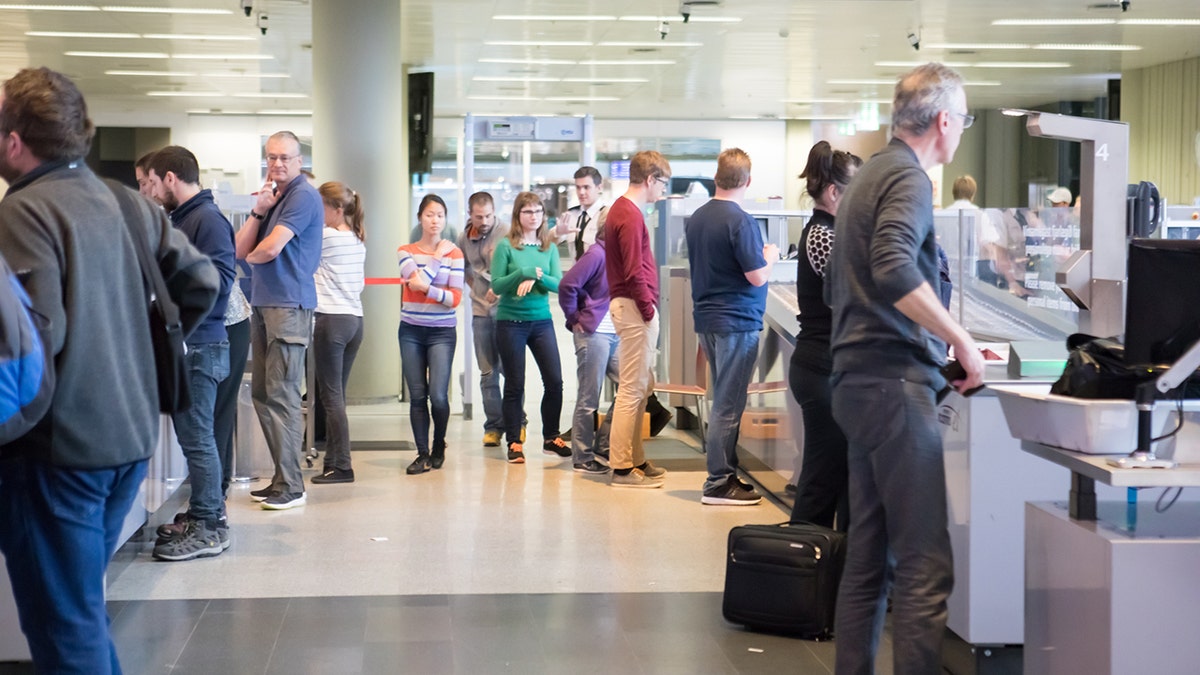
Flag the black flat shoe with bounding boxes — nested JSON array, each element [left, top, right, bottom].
[[406, 456, 431, 475]]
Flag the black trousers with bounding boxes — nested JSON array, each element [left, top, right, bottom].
[[787, 349, 849, 530]]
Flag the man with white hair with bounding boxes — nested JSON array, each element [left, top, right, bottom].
[[826, 62, 985, 674]]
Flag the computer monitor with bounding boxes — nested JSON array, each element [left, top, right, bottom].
[[1123, 238, 1200, 367]]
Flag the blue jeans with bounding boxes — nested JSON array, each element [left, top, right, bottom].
[[699, 331, 760, 491], [571, 329, 619, 463], [251, 307, 312, 494], [496, 319, 562, 446], [831, 373, 953, 675], [398, 323, 457, 456], [0, 456, 148, 675], [172, 341, 230, 524], [472, 315, 505, 432], [314, 313, 364, 471]]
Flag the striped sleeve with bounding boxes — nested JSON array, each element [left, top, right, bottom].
[[396, 242, 462, 327]]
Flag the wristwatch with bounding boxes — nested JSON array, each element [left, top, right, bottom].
[[249, 210, 265, 220]]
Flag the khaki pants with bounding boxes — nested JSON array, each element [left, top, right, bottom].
[[609, 298, 658, 470]]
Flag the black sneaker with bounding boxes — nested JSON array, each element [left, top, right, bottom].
[[217, 525, 230, 551], [311, 468, 355, 484], [573, 460, 609, 474], [542, 437, 571, 458], [701, 480, 762, 506], [261, 491, 307, 510], [507, 443, 525, 464], [153, 521, 223, 561], [249, 485, 277, 502], [406, 456, 431, 475], [431, 441, 446, 470]]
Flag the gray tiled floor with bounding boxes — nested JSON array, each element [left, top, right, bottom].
[[104, 592, 875, 674]]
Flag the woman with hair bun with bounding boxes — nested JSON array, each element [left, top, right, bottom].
[[789, 141, 862, 529], [311, 181, 367, 484]]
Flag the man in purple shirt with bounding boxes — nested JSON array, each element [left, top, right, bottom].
[[605, 150, 672, 489]]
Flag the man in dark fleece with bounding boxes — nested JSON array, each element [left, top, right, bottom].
[[0, 67, 218, 674]]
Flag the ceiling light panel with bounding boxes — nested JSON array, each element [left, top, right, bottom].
[[485, 40, 591, 47], [1034, 44, 1141, 51], [66, 51, 168, 58], [27, 31, 138, 38], [492, 15, 615, 21], [597, 41, 702, 48], [143, 34, 257, 41], [101, 6, 232, 15], [991, 19, 1115, 26], [618, 15, 741, 23], [0, 4, 98, 11]]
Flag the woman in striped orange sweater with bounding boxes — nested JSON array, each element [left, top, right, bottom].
[[397, 194, 464, 474]]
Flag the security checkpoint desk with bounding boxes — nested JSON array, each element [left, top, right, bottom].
[[1019, 442, 1200, 675]]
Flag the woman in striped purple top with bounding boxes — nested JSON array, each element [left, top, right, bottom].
[[397, 194, 465, 474]]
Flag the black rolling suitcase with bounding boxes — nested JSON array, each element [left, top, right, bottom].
[[722, 521, 846, 639]]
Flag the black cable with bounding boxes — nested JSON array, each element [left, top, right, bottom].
[[1156, 486, 1183, 513]]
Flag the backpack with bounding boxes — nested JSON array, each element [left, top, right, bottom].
[[0, 255, 53, 444]]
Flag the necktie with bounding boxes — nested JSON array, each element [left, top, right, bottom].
[[575, 209, 589, 258]]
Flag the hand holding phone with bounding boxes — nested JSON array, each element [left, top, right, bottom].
[[937, 360, 985, 403]]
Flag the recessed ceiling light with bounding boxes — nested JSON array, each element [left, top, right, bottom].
[[875, 61, 971, 68], [106, 69, 197, 76], [186, 109, 254, 115], [101, 6, 232, 15], [0, 4, 98, 11], [577, 59, 675, 66], [1118, 19, 1200, 26], [545, 96, 620, 102], [618, 15, 741, 23], [973, 62, 1071, 68], [1034, 43, 1141, 51], [143, 34, 257, 41], [28, 30, 138, 38], [468, 95, 541, 101], [597, 41, 702, 47], [924, 43, 1031, 50], [485, 40, 591, 47], [172, 54, 273, 60], [147, 91, 224, 97], [562, 77, 649, 83], [231, 93, 308, 99], [473, 76, 560, 83], [206, 72, 290, 79], [992, 19, 1115, 26], [480, 57, 576, 65], [66, 51, 168, 58], [492, 15, 615, 21]]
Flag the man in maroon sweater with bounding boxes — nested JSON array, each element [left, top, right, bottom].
[[606, 150, 672, 488]]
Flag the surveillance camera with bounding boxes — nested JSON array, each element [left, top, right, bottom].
[[679, 1, 691, 23], [659, 21, 669, 40], [1120, 0, 1130, 11], [907, 32, 920, 51], [240, 0, 252, 18], [256, 12, 268, 36]]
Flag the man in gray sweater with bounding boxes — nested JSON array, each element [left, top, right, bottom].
[[0, 67, 218, 673], [825, 63, 984, 674]]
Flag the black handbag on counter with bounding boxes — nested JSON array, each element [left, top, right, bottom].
[[107, 181, 192, 414], [1050, 333, 1157, 400]]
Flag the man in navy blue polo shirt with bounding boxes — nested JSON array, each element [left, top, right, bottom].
[[685, 148, 777, 506], [235, 131, 323, 510]]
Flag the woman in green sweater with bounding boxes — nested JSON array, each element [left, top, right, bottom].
[[491, 191, 570, 464]]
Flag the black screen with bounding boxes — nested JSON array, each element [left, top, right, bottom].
[[1124, 238, 1200, 366], [407, 72, 434, 176]]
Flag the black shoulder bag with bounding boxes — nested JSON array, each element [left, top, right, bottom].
[[106, 181, 191, 413]]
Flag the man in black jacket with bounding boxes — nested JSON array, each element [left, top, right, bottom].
[[0, 67, 218, 673], [147, 145, 236, 562]]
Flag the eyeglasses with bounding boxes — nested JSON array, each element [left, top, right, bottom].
[[266, 154, 298, 164], [520, 208, 544, 216], [654, 176, 671, 187], [954, 112, 975, 129]]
